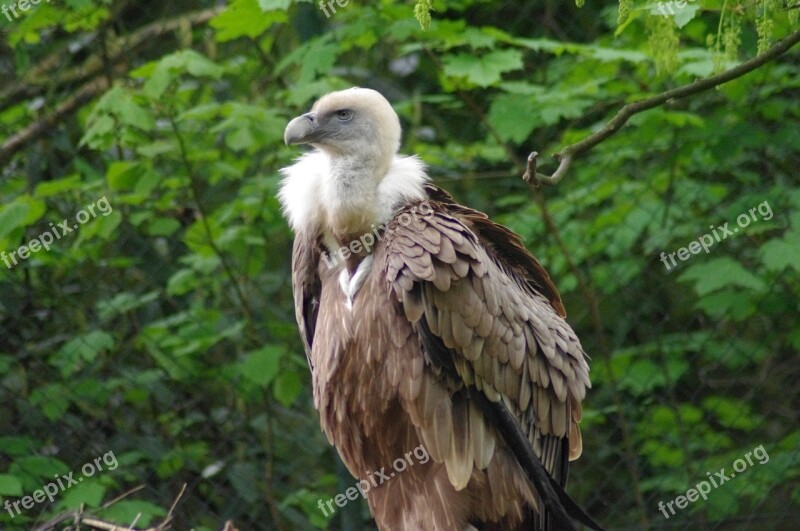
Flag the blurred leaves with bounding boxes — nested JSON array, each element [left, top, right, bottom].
[[1, 0, 798, 530], [442, 49, 524, 87]]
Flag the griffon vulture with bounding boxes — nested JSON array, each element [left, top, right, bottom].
[[279, 87, 601, 531]]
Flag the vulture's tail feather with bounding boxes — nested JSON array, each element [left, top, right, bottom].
[[475, 393, 605, 531]]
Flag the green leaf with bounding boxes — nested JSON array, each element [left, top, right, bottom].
[[703, 397, 760, 431], [614, 8, 639, 37], [227, 462, 260, 503], [177, 103, 222, 122], [226, 127, 255, 151], [106, 162, 141, 191], [166, 269, 198, 296], [80, 114, 115, 149], [10, 456, 69, 482], [57, 480, 106, 509], [92, 210, 123, 240], [619, 360, 663, 395], [759, 232, 800, 272], [442, 49, 524, 87], [180, 50, 226, 78], [146, 218, 181, 237], [29, 384, 71, 420], [678, 258, 767, 296], [211, 0, 288, 42], [98, 500, 167, 528], [273, 370, 302, 406], [257, 0, 292, 9], [97, 291, 161, 322], [0, 436, 37, 457], [0, 474, 23, 496], [589, 47, 647, 62], [0, 201, 30, 240], [115, 98, 155, 132], [240, 346, 283, 387], [136, 140, 177, 158], [641, 439, 684, 467], [51, 331, 115, 377], [704, 479, 740, 517], [297, 39, 340, 85], [487, 93, 538, 143], [142, 50, 224, 99], [694, 290, 756, 320], [34, 175, 82, 198], [673, 4, 700, 29], [617, 355, 689, 395], [510, 37, 580, 55]]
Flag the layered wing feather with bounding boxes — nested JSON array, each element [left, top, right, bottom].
[[383, 185, 592, 516]]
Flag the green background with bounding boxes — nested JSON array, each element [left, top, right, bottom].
[[1, 0, 798, 529]]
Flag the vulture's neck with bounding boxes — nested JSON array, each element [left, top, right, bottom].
[[279, 151, 429, 257], [324, 153, 390, 239]]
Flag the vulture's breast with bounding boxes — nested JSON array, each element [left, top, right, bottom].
[[311, 246, 423, 477]]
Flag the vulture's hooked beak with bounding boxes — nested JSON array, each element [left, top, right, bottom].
[[284, 112, 319, 146]]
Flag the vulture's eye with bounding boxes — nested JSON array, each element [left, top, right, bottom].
[[335, 109, 353, 121]]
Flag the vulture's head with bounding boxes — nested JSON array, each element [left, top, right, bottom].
[[280, 87, 427, 239], [284, 87, 401, 178]]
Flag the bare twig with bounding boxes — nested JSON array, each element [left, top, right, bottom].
[[527, 29, 800, 186], [155, 482, 186, 531], [99, 485, 147, 510], [75, 516, 146, 530]]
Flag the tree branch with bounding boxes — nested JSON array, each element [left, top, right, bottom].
[[0, 75, 111, 166], [525, 28, 800, 186], [0, 8, 221, 166], [0, 8, 220, 115]]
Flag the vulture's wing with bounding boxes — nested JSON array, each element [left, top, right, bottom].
[[383, 185, 601, 531], [292, 232, 322, 370]]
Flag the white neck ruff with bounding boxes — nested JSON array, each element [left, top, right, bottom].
[[278, 151, 429, 241]]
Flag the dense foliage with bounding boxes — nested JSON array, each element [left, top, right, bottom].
[[1, 0, 798, 529]]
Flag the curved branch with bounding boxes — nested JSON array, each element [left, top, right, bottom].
[[525, 28, 800, 186]]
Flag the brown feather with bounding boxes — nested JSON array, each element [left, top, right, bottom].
[[290, 186, 592, 531]]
